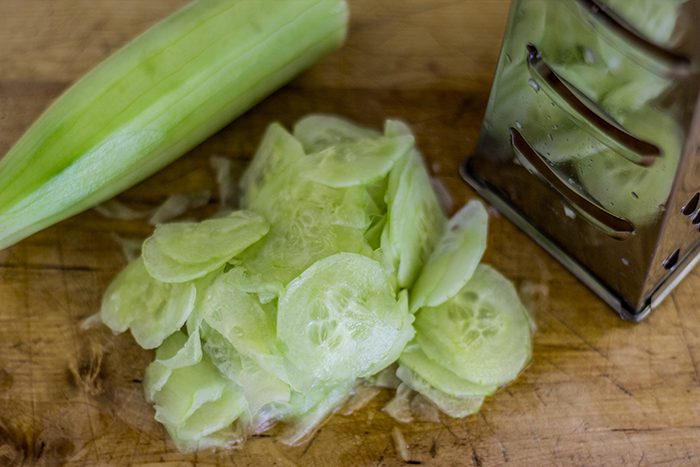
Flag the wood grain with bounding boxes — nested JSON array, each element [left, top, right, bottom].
[[1, 1, 700, 466]]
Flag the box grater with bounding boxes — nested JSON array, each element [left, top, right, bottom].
[[464, 0, 700, 320]]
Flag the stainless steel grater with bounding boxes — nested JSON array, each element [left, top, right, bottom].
[[464, 0, 700, 320]]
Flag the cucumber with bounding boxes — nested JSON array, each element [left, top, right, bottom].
[[398, 343, 497, 398], [304, 135, 414, 188], [410, 200, 488, 312], [415, 264, 532, 386], [385, 150, 446, 288], [277, 253, 410, 381], [100, 258, 196, 349], [293, 114, 380, 153], [142, 210, 269, 283], [240, 123, 306, 208], [396, 366, 483, 418]]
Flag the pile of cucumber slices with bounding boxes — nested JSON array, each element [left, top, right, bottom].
[[99, 115, 533, 451]]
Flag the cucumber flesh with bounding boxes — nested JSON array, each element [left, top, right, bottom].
[[277, 253, 410, 381], [398, 343, 497, 398], [410, 200, 488, 312], [396, 365, 483, 418], [142, 210, 269, 283], [415, 265, 532, 386], [293, 114, 380, 153]]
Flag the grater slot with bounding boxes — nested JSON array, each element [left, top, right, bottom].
[[510, 127, 635, 240], [570, 0, 692, 78], [527, 44, 661, 167]]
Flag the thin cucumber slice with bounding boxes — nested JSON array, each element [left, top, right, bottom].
[[415, 264, 532, 386], [304, 135, 414, 188], [172, 381, 247, 442], [399, 343, 497, 398], [202, 327, 244, 385], [199, 271, 281, 372], [144, 331, 202, 403], [240, 123, 306, 208], [293, 114, 381, 153], [100, 258, 196, 349], [410, 200, 488, 313], [386, 151, 446, 288], [142, 210, 269, 283], [277, 253, 409, 381], [396, 365, 483, 418], [239, 355, 291, 416], [277, 378, 357, 446], [152, 351, 228, 427]]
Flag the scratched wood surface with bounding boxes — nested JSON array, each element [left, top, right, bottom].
[[1, 1, 700, 466]]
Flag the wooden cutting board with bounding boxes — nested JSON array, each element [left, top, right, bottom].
[[1, 1, 699, 466]]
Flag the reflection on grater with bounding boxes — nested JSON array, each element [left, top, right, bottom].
[[464, 0, 700, 320]]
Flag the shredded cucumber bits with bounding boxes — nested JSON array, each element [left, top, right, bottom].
[[99, 115, 533, 452]]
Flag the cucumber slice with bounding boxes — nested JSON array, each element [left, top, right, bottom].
[[144, 331, 202, 403], [277, 378, 357, 446], [100, 258, 196, 349], [152, 351, 228, 427], [142, 210, 269, 283], [199, 271, 281, 372], [277, 253, 410, 382], [293, 114, 380, 153], [239, 355, 291, 416], [304, 135, 414, 188], [396, 366, 483, 418], [202, 327, 244, 385], [385, 151, 446, 288], [240, 123, 306, 208], [171, 381, 247, 443], [399, 343, 497, 398], [415, 264, 532, 386], [410, 200, 488, 312]]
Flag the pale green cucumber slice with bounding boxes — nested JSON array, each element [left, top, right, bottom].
[[410, 200, 488, 313], [415, 264, 532, 386], [304, 135, 414, 188], [399, 343, 497, 398], [171, 381, 247, 443], [242, 216, 371, 287], [278, 253, 409, 382], [365, 216, 386, 250], [385, 151, 446, 288], [199, 271, 280, 369], [144, 331, 202, 403], [153, 351, 228, 427], [240, 122, 306, 208], [221, 266, 284, 304], [365, 290, 415, 376], [239, 355, 292, 416], [100, 258, 196, 349], [293, 114, 380, 153], [331, 186, 380, 231], [277, 378, 357, 446], [396, 365, 483, 418], [142, 210, 269, 283], [201, 328, 244, 385]]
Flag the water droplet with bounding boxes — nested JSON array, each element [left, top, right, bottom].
[[515, 121, 523, 129], [548, 134, 553, 141], [621, 258, 630, 266], [631, 192, 638, 199], [528, 79, 540, 92], [659, 204, 667, 211], [552, 125, 558, 130], [233, 326, 245, 338], [506, 54, 512, 62]]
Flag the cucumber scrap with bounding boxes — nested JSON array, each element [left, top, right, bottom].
[[99, 115, 533, 451]]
